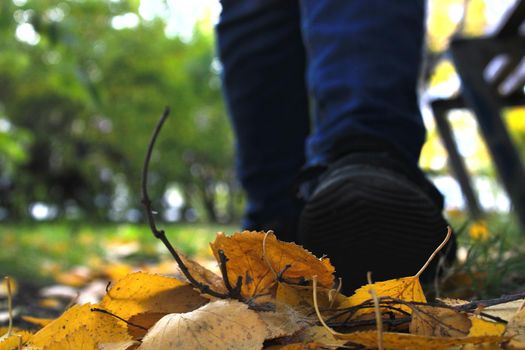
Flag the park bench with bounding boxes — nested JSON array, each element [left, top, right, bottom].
[[430, 0, 525, 226]]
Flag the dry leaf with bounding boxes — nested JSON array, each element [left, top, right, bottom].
[[263, 344, 322, 350], [340, 276, 426, 315], [258, 306, 310, 339], [409, 305, 471, 337], [468, 316, 505, 337], [337, 330, 506, 350], [504, 306, 525, 349], [437, 298, 469, 307], [100, 272, 207, 322], [275, 283, 332, 310], [99, 340, 140, 350], [179, 254, 226, 294], [26, 304, 130, 348], [138, 300, 266, 350], [210, 231, 334, 298], [483, 299, 525, 322]]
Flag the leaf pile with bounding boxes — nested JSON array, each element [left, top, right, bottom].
[[2, 230, 525, 350]]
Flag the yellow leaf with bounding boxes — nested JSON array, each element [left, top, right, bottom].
[[299, 326, 348, 348], [21, 316, 53, 328], [26, 304, 130, 348], [468, 316, 505, 337], [340, 276, 426, 315], [138, 300, 266, 350], [409, 305, 471, 337], [0, 329, 31, 350], [103, 263, 135, 282], [210, 231, 334, 298], [38, 298, 62, 309], [100, 272, 207, 322], [42, 325, 97, 350], [338, 330, 506, 350]]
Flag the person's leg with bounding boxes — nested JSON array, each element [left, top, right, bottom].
[[298, 0, 453, 292], [300, 0, 426, 167], [216, 0, 310, 242]]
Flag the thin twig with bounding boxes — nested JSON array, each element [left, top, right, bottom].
[[91, 308, 148, 331], [454, 291, 525, 312], [141, 107, 229, 299], [218, 249, 243, 300]]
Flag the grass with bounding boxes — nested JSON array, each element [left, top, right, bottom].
[[0, 221, 238, 284], [442, 211, 525, 298], [1, 215, 525, 299]]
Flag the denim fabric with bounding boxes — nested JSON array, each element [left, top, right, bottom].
[[217, 0, 426, 238]]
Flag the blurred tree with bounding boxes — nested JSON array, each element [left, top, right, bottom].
[[0, 0, 237, 223]]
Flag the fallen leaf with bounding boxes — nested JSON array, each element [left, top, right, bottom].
[[99, 340, 141, 350], [0, 329, 31, 350], [263, 344, 322, 350], [436, 298, 469, 307], [179, 254, 226, 295], [340, 276, 426, 315], [210, 231, 334, 298], [42, 325, 96, 350], [468, 316, 505, 337], [100, 272, 207, 322], [337, 330, 506, 350], [504, 306, 525, 349], [138, 300, 266, 350], [276, 283, 332, 309], [26, 304, 130, 348], [258, 306, 310, 339], [21, 316, 53, 328], [127, 312, 169, 338], [409, 305, 471, 337], [483, 299, 525, 322], [299, 326, 348, 348]]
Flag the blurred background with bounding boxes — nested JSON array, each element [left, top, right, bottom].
[[1, 0, 525, 311]]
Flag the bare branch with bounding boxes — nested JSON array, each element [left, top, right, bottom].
[[140, 107, 229, 299]]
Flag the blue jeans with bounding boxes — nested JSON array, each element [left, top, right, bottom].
[[217, 0, 426, 241]]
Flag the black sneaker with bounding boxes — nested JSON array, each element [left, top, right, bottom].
[[297, 152, 456, 294]]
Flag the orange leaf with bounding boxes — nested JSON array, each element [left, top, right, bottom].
[[210, 231, 334, 298]]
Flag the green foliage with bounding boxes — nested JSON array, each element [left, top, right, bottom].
[[0, 0, 236, 222]]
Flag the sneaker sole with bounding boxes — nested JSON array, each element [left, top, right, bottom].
[[298, 164, 452, 294]]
